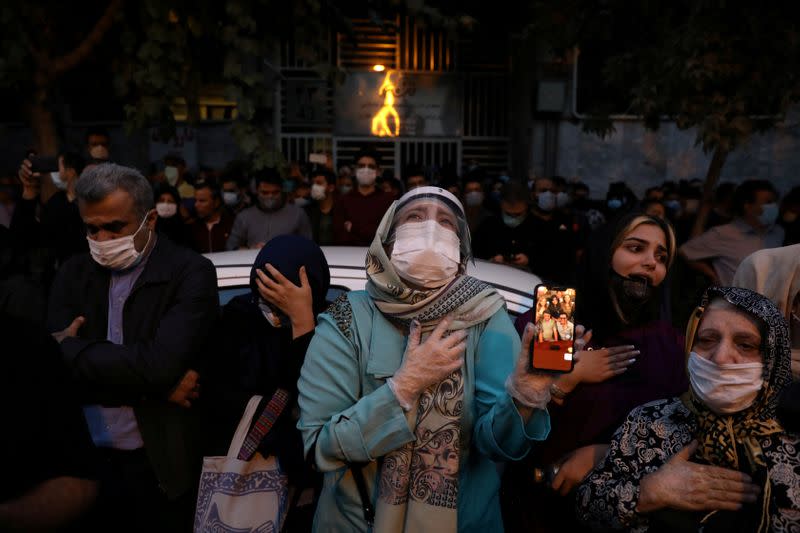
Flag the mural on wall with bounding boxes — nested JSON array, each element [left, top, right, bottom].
[[334, 71, 462, 137]]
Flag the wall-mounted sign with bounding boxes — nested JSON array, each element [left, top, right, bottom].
[[334, 71, 462, 137]]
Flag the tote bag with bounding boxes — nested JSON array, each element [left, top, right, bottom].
[[194, 394, 289, 532]]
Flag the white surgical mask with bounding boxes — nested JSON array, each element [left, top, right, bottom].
[[311, 183, 327, 201], [537, 191, 556, 211], [758, 202, 779, 226], [556, 191, 570, 208], [87, 213, 152, 271], [391, 219, 460, 289], [258, 300, 287, 328], [339, 184, 353, 195], [50, 171, 67, 191], [156, 202, 177, 218], [294, 197, 310, 208], [164, 165, 179, 186], [687, 351, 764, 415], [356, 167, 377, 186], [223, 191, 239, 206], [464, 191, 484, 207]]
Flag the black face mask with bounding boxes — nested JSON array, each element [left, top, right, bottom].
[[609, 270, 654, 303]]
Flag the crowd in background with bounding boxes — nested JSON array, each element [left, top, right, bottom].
[[0, 125, 799, 532], [2, 126, 798, 329]]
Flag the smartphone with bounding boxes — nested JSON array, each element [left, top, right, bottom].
[[529, 284, 577, 373], [30, 155, 59, 174], [308, 153, 327, 164]]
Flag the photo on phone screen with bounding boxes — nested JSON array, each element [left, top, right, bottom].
[[529, 284, 577, 373]]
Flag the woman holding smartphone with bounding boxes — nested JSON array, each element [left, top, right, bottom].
[[504, 213, 688, 532]]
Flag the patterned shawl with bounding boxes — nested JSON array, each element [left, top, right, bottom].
[[365, 189, 505, 533], [682, 286, 793, 532]]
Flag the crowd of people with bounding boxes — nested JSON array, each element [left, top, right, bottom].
[[0, 126, 798, 532]]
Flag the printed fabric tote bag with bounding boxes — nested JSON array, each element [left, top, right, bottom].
[[194, 391, 290, 532]]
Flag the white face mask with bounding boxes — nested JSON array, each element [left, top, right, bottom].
[[50, 171, 67, 191], [390, 219, 460, 289], [537, 191, 556, 211], [555, 191, 570, 208], [258, 300, 287, 328], [355, 167, 377, 187], [223, 191, 239, 206], [164, 166, 179, 186], [758, 202, 779, 226], [87, 213, 152, 271], [156, 202, 177, 218], [311, 183, 327, 201], [464, 191, 484, 207], [687, 351, 764, 415]]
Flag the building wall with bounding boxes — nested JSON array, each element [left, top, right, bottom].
[[547, 109, 800, 198]]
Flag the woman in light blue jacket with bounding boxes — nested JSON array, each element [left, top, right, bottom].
[[297, 186, 553, 532]]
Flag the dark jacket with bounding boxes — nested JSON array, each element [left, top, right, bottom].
[[47, 236, 219, 499], [190, 210, 235, 254]]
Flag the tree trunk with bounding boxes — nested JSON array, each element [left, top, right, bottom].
[[690, 145, 729, 238], [29, 87, 59, 156]]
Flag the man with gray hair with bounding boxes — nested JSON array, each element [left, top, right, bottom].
[[47, 163, 218, 531]]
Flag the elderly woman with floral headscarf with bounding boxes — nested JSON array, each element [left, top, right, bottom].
[[297, 186, 553, 532], [576, 287, 799, 532]]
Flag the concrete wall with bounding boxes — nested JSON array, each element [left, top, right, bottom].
[[535, 109, 800, 198], [0, 122, 242, 177]]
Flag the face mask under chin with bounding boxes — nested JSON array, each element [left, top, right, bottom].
[[610, 270, 653, 302]]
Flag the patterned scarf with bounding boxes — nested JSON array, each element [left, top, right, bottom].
[[366, 192, 505, 532], [681, 287, 793, 532]]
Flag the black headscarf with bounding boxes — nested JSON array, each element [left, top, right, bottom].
[[249, 234, 330, 316]]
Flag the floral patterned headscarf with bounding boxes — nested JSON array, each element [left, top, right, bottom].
[[683, 286, 793, 532]]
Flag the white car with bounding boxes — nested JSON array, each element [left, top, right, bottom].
[[207, 246, 540, 317]]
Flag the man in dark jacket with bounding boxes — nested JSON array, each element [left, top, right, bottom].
[[190, 181, 234, 253], [47, 163, 219, 532]]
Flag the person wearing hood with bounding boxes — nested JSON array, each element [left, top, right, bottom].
[[297, 186, 553, 532], [576, 286, 799, 531], [225, 169, 312, 250], [504, 213, 686, 532], [680, 180, 784, 286], [202, 235, 331, 528]]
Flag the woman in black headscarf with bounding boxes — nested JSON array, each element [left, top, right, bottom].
[[153, 182, 192, 248], [202, 235, 330, 523], [576, 287, 799, 532]]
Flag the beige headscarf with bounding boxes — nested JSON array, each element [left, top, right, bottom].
[[365, 187, 505, 533], [733, 244, 800, 379]]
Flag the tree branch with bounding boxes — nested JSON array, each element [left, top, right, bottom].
[[52, 0, 124, 76]]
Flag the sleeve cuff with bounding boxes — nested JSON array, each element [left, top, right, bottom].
[[487, 393, 551, 461]]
